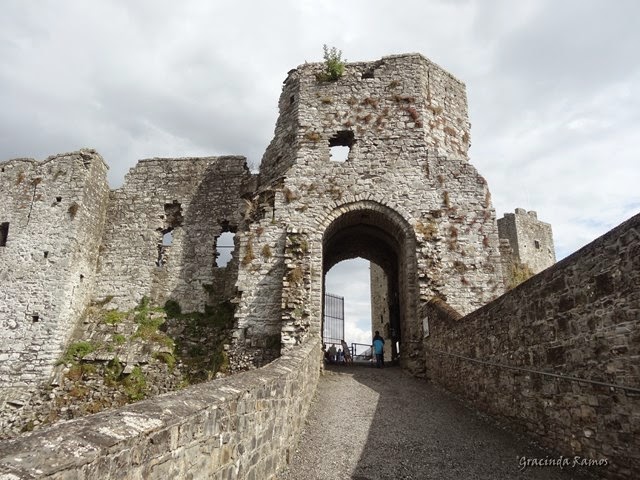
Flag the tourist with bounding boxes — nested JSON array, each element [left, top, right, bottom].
[[373, 331, 385, 368], [328, 343, 337, 364], [341, 339, 352, 365]]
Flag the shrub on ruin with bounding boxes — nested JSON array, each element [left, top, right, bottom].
[[415, 220, 438, 240], [287, 266, 304, 284], [123, 366, 147, 401], [59, 341, 96, 365], [317, 44, 345, 81], [103, 309, 126, 325]]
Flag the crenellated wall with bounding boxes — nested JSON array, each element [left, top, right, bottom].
[[424, 212, 640, 479], [498, 207, 556, 274]]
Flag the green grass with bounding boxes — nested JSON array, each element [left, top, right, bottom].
[[123, 367, 147, 401], [103, 309, 126, 325], [59, 341, 96, 365]]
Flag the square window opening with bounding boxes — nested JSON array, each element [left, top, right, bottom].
[[329, 131, 355, 163]]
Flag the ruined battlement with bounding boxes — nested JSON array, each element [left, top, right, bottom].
[[1, 53, 547, 403], [0, 54, 510, 389]]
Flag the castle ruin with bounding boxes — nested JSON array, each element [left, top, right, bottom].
[[1, 53, 553, 396], [1, 53, 637, 480]]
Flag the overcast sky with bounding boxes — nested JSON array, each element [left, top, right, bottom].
[[2, 1, 638, 345]]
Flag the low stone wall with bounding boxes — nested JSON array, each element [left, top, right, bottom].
[[0, 340, 321, 479], [424, 213, 640, 480]]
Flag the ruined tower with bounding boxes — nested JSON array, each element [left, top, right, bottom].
[[498, 208, 556, 274], [0, 150, 110, 388]]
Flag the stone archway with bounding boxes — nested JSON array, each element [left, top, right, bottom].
[[319, 200, 421, 373]]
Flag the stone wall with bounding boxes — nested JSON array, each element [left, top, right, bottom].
[[424, 212, 640, 479], [0, 150, 109, 388], [0, 339, 321, 479], [370, 263, 393, 362], [94, 156, 254, 312]]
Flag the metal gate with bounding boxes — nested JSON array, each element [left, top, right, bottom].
[[323, 293, 344, 346]]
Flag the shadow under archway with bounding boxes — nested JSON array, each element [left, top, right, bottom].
[[321, 201, 420, 373]]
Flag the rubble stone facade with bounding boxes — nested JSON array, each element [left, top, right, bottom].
[[0, 151, 109, 388], [424, 211, 640, 480]]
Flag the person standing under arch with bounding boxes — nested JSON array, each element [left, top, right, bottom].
[[341, 339, 352, 365], [373, 331, 385, 368]]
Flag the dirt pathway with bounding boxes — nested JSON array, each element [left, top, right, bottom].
[[277, 365, 596, 480]]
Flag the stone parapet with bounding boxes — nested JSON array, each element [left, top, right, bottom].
[[0, 340, 321, 479]]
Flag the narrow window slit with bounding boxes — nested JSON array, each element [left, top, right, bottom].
[[0, 222, 9, 247]]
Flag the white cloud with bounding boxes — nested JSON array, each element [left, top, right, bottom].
[[325, 259, 372, 346]]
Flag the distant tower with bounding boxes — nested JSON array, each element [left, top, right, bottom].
[[498, 208, 556, 274]]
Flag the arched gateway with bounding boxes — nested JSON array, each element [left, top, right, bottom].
[[231, 54, 506, 375], [321, 201, 418, 369]]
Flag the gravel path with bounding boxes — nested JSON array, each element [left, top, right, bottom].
[[277, 365, 595, 480]]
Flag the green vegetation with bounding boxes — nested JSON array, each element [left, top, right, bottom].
[[318, 44, 346, 81], [171, 301, 235, 383], [59, 341, 96, 365], [123, 367, 147, 401], [103, 358, 148, 401], [66, 363, 97, 381], [131, 297, 173, 347], [507, 261, 535, 290], [153, 351, 176, 370], [103, 309, 126, 325]]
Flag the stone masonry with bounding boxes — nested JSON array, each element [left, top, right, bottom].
[[93, 156, 254, 312], [0, 52, 638, 480], [234, 53, 506, 375], [498, 207, 556, 274], [0, 150, 109, 389], [0, 53, 523, 390], [424, 212, 640, 480]]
